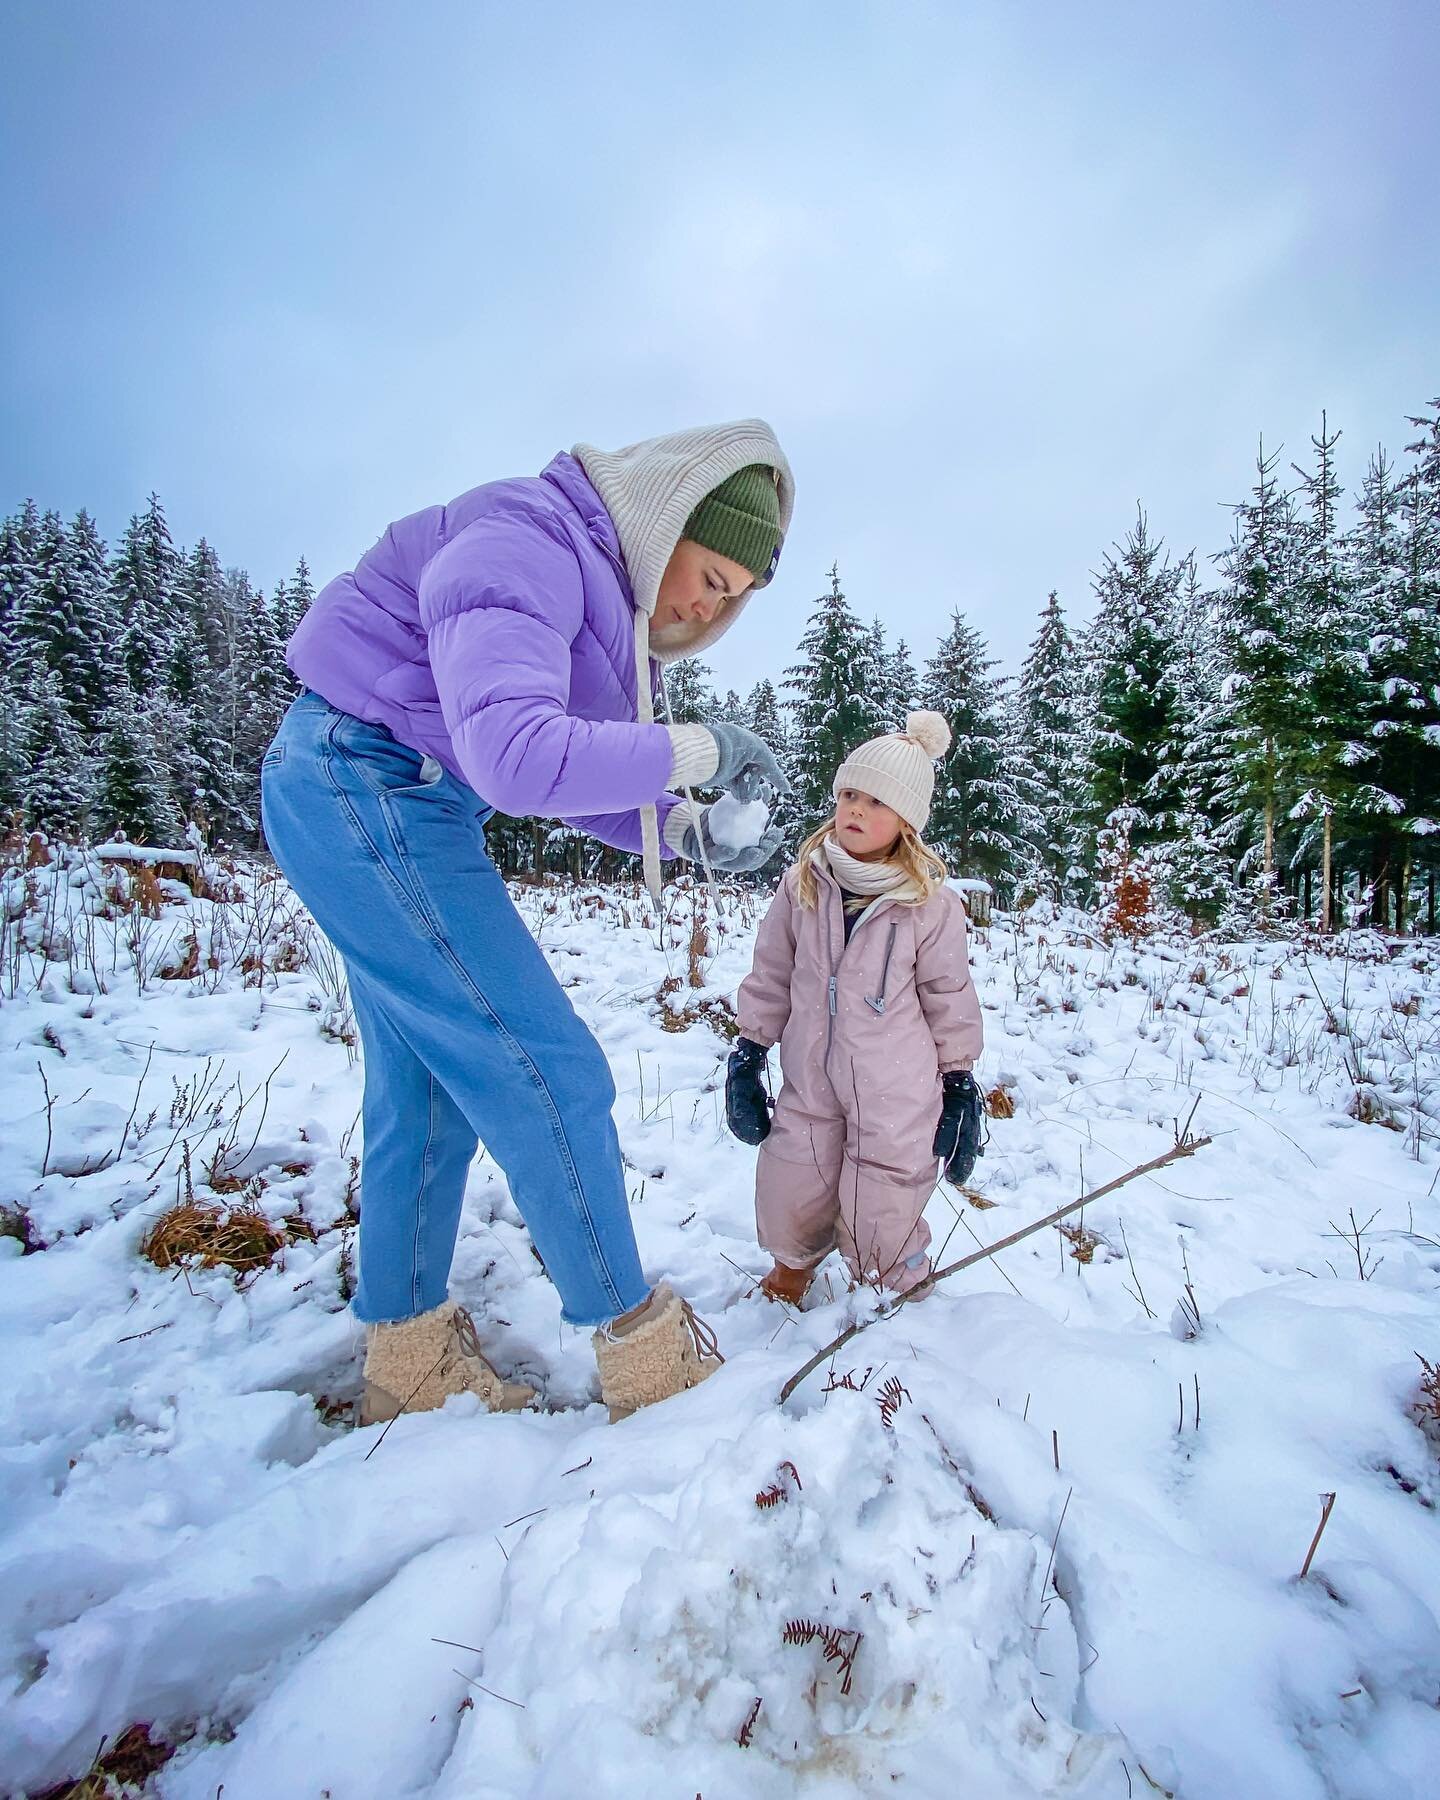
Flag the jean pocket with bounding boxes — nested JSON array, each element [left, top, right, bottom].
[[385, 754, 447, 798], [332, 713, 447, 800], [261, 743, 286, 771]]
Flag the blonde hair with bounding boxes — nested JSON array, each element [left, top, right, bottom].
[[793, 814, 948, 910]]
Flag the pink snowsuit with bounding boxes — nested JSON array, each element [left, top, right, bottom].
[[736, 860, 985, 1291]]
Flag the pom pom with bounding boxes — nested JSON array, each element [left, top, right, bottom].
[[904, 710, 951, 760]]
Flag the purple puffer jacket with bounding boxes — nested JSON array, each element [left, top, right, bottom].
[[286, 453, 681, 855]]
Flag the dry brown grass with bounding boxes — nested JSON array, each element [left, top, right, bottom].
[[35, 1723, 175, 1799], [1347, 1084, 1405, 1131], [126, 863, 167, 919], [655, 975, 739, 1040], [984, 1084, 1016, 1119], [0, 1202, 43, 1253], [158, 929, 201, 980], [140, 1198, 288, 1277], [686, 909, 710, 988], [1059, 1221, 1102, 1263], [240, 937, 306, 980]]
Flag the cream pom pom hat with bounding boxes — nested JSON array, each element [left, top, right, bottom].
[[833, 710, 952, 833]]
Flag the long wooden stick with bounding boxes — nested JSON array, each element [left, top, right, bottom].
[[778, 1134, 1212, 1403]]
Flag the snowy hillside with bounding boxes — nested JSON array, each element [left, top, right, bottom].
[[3, 845, 1440, 1799]]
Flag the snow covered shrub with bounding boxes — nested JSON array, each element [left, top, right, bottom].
[[1414, 1355, 1440, 1449], [1213, 871, 1290, 940], [304, 930, 356, 1052]]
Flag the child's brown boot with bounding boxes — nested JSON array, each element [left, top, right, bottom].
[[759, 1260, 813, 1305], [592, 1283, 722, 1421], [360, 1302, 535, 1426]]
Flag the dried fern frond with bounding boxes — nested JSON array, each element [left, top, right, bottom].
[[781, 1619, 863, 1694], [754, 1459, 803, 1509], [876, 1376, 911, 1428]]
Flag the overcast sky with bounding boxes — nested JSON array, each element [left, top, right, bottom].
[[2, 0, 1435, 692]]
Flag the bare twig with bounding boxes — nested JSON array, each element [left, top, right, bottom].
[[453, 1670, 526, 1708], [362, 1346, 453, 1459], [1299, 1491, 1338, 1580], [117, 1041, 156, 1163], [955, 1204, 1024, 1296], [117, 1321, 173, 1345], [1327, 1207, 1383, 1281], [1118, 1215, 1156, 1319], [780, 1135, 1212, 1403], [37, 1060, 56, 1177], [1036, 1486, 1072, 1637]]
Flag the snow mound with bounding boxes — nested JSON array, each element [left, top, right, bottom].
[[432, 1392, 1118, 1797]]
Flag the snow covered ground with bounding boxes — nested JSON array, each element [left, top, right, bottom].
[[3, 845, 1440, 1799]]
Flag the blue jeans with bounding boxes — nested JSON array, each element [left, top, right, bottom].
[[260, 692, 650, 1326]]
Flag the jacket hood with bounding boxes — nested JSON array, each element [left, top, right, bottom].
[[573, 418, 795, 667]]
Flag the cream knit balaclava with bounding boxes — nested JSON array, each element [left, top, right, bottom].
[[573, 420, 796, 897], [833, 710, 952, 832]]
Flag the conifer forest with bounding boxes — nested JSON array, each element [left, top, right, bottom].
[[5, 394, 1438, 933]]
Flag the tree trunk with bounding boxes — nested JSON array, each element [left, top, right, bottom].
[[1397, 850, 1411, 937], [1263, 762, 1275, 880], [1320, 812, 1333, 933], [1428, 865, 1435, 936], [530, 819, 546, 876]]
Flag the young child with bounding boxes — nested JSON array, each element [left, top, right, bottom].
[[726, 712, 984, 1303]]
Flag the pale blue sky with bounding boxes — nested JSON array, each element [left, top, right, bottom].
[[2, 0, 1435, 690]]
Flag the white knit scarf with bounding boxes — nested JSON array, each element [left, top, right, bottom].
[[573, 421, 796, 899], [821, 835, 921, 901]]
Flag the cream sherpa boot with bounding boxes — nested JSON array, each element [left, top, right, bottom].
[[360, 1302, 535, 1426], [592, 1283, 723, 1422]]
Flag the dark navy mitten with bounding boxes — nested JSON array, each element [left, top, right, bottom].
[[725, 1037, 772, 1145], [933, 1070, 985, 1184]]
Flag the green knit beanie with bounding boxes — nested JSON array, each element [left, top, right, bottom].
[[684, 464, 782, 582]]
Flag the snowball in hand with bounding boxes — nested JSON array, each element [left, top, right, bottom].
[[707, 794, 771, 852]]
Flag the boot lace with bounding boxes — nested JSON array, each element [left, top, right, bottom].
[[679, 1295, 723, 1365], [450, 1304, 492, 1369]]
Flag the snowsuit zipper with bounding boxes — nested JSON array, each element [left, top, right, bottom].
[[820, 872, 897, 1072], [866, 923, 899, 1014]]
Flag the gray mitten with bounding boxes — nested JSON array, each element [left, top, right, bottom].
[[677, 805, 787, 874], [705, 721, 791, 802]]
